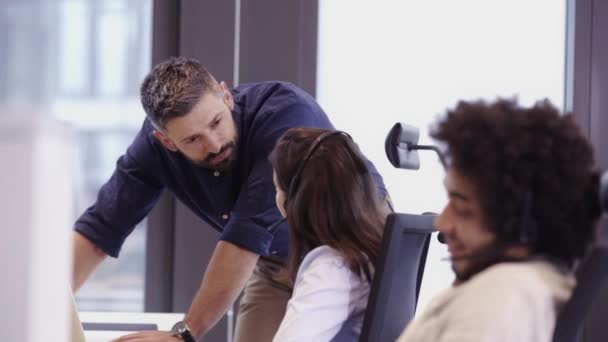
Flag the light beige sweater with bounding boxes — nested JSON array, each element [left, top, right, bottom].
[[398, 260, 575, 342]]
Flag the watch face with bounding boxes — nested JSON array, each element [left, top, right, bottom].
[[171, 320, 195, 342], [172, 320, 189, 334]]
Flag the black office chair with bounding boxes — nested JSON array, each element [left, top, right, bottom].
[[552, 173, 608, 342], [359, 213, 436, 342], [552, 246, 608, 342]]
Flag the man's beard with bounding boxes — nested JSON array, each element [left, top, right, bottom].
[[185, 141, 238, 171], [450, 241, 525, 282]]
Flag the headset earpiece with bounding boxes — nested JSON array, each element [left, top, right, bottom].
[[517, 189, 538, 245]]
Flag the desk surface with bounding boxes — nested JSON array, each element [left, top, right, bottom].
[[79, 311, 184, 341]]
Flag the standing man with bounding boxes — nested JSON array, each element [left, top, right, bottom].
[[72, 57, 387, 342]]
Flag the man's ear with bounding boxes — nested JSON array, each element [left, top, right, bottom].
[[219, 81, 234, 111], [153, 130, 179, 152]]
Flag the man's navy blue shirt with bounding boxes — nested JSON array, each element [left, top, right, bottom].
[[75, 81, 387, 259]]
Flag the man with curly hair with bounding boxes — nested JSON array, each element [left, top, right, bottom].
[[70, 57, 388, 342], [398, 98, 602, 342]]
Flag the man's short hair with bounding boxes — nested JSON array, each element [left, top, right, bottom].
[[140, 57, 219, 129], [432, 98, 601, 264]]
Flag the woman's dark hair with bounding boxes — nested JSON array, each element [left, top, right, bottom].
[[432, 98, 601, 264], [269, 128, 386, 282]]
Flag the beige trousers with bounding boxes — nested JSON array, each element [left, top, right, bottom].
[[233, 257, 293, 342]]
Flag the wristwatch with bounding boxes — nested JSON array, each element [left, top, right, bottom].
[[171, 320, 196, 342]]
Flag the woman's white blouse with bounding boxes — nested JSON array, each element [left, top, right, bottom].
[[273, 245, 371, 342]]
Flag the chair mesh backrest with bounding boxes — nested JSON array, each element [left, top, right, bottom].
[[552, 247, 608, 342], [359, 213, 435, 342]]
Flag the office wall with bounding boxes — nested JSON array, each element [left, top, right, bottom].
[[568, 1, 608, 341], [569, 0, 608, 171]]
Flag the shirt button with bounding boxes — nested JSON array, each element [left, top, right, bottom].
[[222, 213, 229, 220], [213, 171, 221, 177]]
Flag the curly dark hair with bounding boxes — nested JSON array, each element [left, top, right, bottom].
[[140, 57, 219, 129], [431, 98, 601, 264]]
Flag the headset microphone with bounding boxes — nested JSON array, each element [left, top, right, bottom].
[[440, 243, 506, 262], [437, 232, 446, 244], [440, 241, 524, 282]]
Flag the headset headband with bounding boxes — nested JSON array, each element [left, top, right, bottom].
[[286, 130, 351, 202]]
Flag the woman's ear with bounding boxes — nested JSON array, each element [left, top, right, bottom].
[[273, 172, 288, 217], [278, 199, 287, 218]]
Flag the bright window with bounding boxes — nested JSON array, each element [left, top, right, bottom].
[[317, 0, 566, 312], [53, 0, 153, 312]]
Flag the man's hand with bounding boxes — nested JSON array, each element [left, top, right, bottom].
[[110, 330, 180, 342], [109, 242, 259, 341]]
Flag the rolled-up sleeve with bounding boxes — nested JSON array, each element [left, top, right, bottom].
[[74, 127, 164, 257], [220, 159, 280, 256]]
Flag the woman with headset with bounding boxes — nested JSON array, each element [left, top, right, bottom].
[[269, 128, 389, 341]]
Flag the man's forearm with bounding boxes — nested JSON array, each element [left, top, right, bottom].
[[72, 231, 107, 291], [185, 240, 260, 338]]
